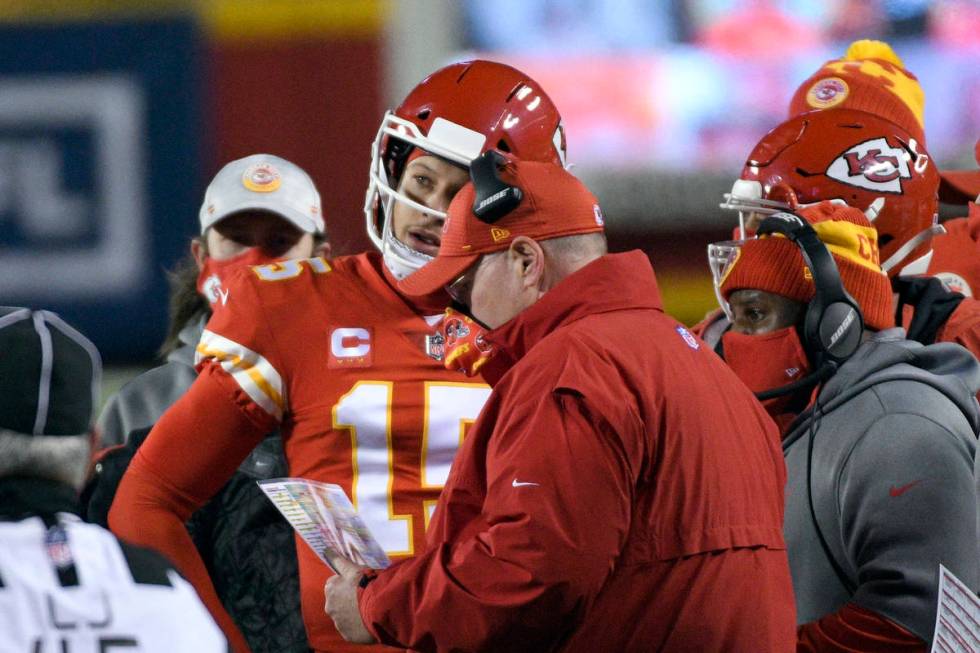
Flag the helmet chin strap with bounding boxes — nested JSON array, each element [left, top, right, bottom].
[[382, 229, 433, 281], [884, 224, 946, 276]]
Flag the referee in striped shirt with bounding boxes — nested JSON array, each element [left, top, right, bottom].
[[0, 307, 227, 652]]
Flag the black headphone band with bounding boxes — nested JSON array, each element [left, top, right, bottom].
[[755, 212, 864, 365]]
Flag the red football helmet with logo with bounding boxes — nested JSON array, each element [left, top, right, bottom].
[[721, 108, 940, 276], [365, 60, 566, 278]]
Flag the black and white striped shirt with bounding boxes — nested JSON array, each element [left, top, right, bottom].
[[0, 478, 227, 652]]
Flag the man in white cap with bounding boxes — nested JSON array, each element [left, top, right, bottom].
[[98, 153, 328, 448], [88, 154, 327, 653]]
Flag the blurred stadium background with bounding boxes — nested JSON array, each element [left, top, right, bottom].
[[0, 0, 977, 402]]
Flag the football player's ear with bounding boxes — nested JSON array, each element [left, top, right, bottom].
[[509, 236, 545, 291], [191, 237, 207, 271]]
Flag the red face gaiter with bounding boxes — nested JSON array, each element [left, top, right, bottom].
[[721, 326, 812, 433], [196, 249, 280, 306]]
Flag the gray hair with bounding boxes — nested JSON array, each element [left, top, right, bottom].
[[542, 232, 608, 275], [0, 429, 91, 489], [542, 232, 608, 257]]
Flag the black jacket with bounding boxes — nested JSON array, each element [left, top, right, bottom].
[[84, 431, 310, 653]]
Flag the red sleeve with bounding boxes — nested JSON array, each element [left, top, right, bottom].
[[797, 603, 926, 652], [108, 365, 272, 653], [358, 390, 635, 652], [937, 298, 980, 360]]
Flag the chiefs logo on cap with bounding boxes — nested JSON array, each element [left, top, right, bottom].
[[242, 163, 282, 193], [807, 77, 849, 110]]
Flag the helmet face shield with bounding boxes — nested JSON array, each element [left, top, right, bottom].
[[364, 112, 474, 279], [707, 239, 748, 320], [364, 60, 566, 281]]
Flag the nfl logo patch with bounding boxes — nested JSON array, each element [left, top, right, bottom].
[[426, 332, 445, 361], [676, 326, 700, 350], [44, 525, 74, 569]]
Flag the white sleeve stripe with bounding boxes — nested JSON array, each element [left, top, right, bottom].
[[195, 330, 285, 421]]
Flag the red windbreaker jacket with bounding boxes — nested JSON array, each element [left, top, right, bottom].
[[359, 251, 797, 652]]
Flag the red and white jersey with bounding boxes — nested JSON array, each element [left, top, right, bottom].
[[197, 251, 490, 652]]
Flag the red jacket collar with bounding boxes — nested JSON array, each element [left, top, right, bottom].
[[485, 250, 663, 368]]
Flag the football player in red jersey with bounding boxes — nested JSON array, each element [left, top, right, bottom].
[[109, 60, 568, 653], [782, 39, 980, 300]]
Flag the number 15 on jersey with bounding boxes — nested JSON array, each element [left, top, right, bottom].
[[332, 381, 491, 556]]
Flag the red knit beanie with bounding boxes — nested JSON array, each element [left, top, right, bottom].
[[788, 40, 926, 147], [720, 202, 894, 331]]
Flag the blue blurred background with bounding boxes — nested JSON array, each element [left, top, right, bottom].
[[0, 0, 976, 396]]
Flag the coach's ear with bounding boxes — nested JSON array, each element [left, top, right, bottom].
[[508, 236, 546, 293]]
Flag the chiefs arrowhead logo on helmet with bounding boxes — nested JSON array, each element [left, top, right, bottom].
[[827, 138, 912, 194], [721, 108, 939, 276]]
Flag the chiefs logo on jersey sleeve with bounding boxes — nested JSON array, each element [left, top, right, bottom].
[[826, 138, 913, 194]]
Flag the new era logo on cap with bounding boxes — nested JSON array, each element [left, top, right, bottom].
[[0, 308, 101, 436]]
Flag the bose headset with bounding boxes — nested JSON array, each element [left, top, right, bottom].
[[753, 211, 864, 400], [754, 211, 864, 595], [469, 149, 524, 223]]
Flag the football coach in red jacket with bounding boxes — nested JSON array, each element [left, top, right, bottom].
[[324, 151, 797, 652]]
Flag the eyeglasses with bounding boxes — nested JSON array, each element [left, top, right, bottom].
[[445, 264, 478, 309]]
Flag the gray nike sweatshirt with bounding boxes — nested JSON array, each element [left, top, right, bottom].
[[783, 327, 980, 642]]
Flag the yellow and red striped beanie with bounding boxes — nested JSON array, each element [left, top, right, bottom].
[[788, 39, 926, 147], [720, 202, 894, 331]]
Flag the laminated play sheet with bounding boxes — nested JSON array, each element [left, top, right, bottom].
[[931, 564, 980, 653], [258, 478, 390, 572]]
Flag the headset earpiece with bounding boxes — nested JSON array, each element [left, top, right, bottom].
[[757, 212, 864, 367], [470, 150, 523, 224]]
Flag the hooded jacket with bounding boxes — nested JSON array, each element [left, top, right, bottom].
[[97, 316, 203, 448], [359, 251, 796, 652], [784, 328, 980, 645]]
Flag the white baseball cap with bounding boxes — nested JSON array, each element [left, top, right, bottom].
[[199, 154, 325, 234]]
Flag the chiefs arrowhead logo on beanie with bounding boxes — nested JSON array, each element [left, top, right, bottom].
[[788, 39, 926, 148]]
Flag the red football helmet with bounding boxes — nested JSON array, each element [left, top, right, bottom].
[[721, 108, 941, 276], [365, 60, 566, 278]]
